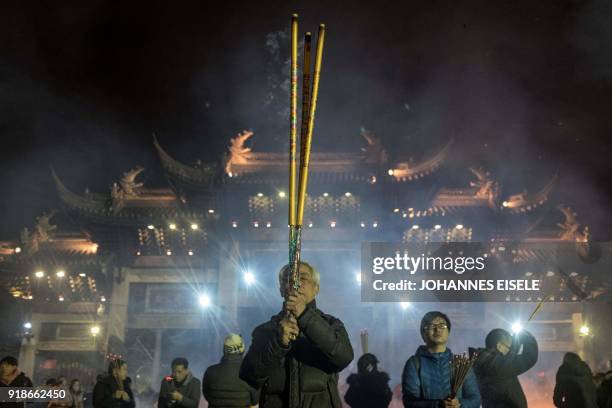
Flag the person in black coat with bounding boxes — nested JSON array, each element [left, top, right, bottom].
[[553, 352, 598, 408], [202, 334, 259, 407], [472, 328, 538, 408], [599, 370, 612, 408], [239, 262, 354, 408], [0, 356, 33, 408], [344, 353, 392, 408], [158, 357, 201, 408], [92, 359, 135, 408]]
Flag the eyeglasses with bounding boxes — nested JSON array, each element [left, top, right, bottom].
[[424, 324, 448, 331]]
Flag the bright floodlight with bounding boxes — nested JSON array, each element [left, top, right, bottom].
[[24, 322, 32, 330], [278, 191, 286, 198], [191, 223, 199, 230], [198, 294, 211, 308], [147, 225, 155, 230], [56, 270, 65, 278], [511, 322, 523, 334], [35, 271, 44, 278], [355, 272, 361, 283], [579, 325, 590, 336], [169, 223, 177, 230], [400, 302, 411, 310], [90, 326, 100, 336], [244, 272, 256, 286]]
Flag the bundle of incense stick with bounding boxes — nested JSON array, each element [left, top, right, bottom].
[[285, 14, 326, 300], [360, 329, 369, 354], [450, 352, 478, 398]]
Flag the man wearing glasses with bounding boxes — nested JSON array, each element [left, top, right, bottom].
[[402, 311, 481, 408], [471, 328, 538, 408]]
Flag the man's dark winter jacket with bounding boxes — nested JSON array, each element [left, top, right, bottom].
[[402, 346, 481, 408], [239, 301, 354, 408], [202, 353, 259, 407], [344, 370, 392, 408], [92, 374, 135, 408], [0, 371, 33, 408], [472, 330, 538, 408], [158, 371, 201, 408], [553, 359, 598, 408], [598, 372, 612, 408]]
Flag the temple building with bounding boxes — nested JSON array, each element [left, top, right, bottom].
[[0, 129, 608, 389]]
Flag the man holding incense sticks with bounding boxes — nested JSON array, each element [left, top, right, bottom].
[[239, 262, 354, 408], [471, 328, 538, 408], [402, 311, 481, 408]]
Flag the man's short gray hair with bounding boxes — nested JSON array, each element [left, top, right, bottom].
[[278, 262, 320, 287]]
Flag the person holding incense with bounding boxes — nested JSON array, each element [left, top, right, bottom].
[[239, 262, 354, 408], [402, 311, 481, 408], [472, 328, 538, 408]]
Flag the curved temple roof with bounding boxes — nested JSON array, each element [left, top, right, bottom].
[[51, 168, 206, 226]]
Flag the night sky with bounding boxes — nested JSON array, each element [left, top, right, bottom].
[[1, 0, 611, 239]]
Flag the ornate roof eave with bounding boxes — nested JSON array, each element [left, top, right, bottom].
[[431, 187, 490, 207], [388, 140, 453, 182], [0, 250, 111, 269], [52, 167, 107, 214], [501, 173, 558, 214], [52, 168, 207, 226], [223, 130, 386, 183], [154, 136, 217, 187], [225, 152, 379, 183]]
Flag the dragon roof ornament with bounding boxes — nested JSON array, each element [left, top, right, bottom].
[[557, 205, 589, 242]]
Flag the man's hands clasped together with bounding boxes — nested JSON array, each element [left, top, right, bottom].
[[278, 288, 311, 346]]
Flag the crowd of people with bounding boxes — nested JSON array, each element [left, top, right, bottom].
[[2, 263, 612, 407]]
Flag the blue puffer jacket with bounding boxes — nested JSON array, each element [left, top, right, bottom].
[[402, 346, 481, 408]]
